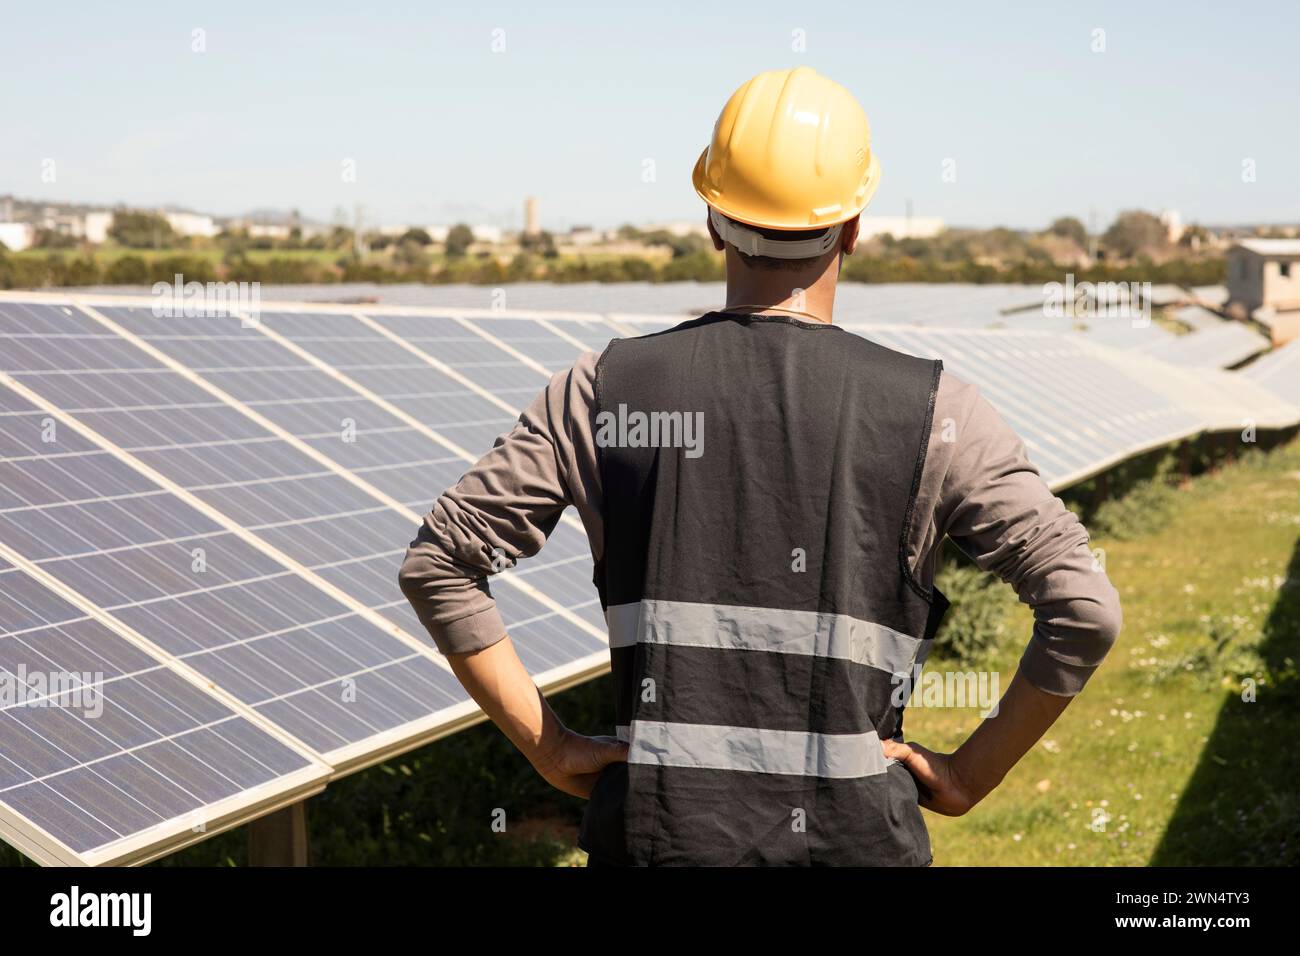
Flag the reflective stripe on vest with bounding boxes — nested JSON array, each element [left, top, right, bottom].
[[606, 599, 932, 677], [627, 720, 897, 778]]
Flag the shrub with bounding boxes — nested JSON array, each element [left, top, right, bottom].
[[931, 563, 1010, 664], [106, 255, 149, 285], [1088, 475, 1179, 541]]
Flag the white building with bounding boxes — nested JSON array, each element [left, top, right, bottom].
[[470, 225, 502, 244], [84, 211, 114, 244], [165, 211, 219, 238], [565, 227, 609, 247], [858, 216, 946, 240], [0, 222, 36, 252], [1227, 238, 1300, 344], [642, 221, 710, 239], [1160, 209, 1185, 244], [247, 223, 291, 240], [41, 211, 86, 237]]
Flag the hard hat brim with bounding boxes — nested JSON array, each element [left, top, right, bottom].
[[691, 147, 881, 232]]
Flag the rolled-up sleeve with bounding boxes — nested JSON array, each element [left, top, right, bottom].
[[398, 350, 603, 656], [934, 376, 1123, 695]]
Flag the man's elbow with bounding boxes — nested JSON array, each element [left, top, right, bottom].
[[1090, 582, 1124, 663], [398, 545, 433, 606]]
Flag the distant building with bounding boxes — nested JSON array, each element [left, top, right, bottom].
[[642, 220, 710, 239], [83, 211, 114, 244], [0, 222, 36, 252], [247, 223, 291, 241], [165, 212, 219, 238], [470, 225, 502, 244], [1159, 209, 1185, 244], [1227, 238, 1300, 344], [858, 216, 945, 241], [524, 197, 540, 236], [41, 209, 87, 237], [565, 226, 607, 247]]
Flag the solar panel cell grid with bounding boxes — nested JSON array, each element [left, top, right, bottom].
[[854, 326, 1205, 487], [466, 317, 592, 370], [80, 307, 604, 667], [0, 557, 319, 859], [0, 308, 475, 765]]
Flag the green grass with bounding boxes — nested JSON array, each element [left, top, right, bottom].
[[1, 436, 1295, 867]]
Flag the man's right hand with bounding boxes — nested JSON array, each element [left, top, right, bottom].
[[531, 729, 629, 798], [881, 738, 979, 816]]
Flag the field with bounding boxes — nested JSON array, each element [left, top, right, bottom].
[[918, 438, 1300, 865], [1, 436, 1296, 867]]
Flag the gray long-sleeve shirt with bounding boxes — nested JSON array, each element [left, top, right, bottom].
[[399, 345, 1122, 696]]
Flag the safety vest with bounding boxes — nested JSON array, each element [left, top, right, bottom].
[[581, 312, 948, 866]]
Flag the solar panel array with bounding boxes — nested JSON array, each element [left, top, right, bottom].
[[1190, 285, 1229, 308], [1133, 319, 1269, 368], [1240, 338, 1300, 405], [2, 290, 1297, 865], [0, 295, 613, 865], [615, 315, 1300, 489], [1171, 305, 1223, 331]]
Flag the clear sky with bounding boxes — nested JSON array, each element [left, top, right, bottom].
[[2, 0, 1296, 232]]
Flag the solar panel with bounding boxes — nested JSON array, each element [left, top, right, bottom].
[[841, 324, 1300, 488], [237, 309, 608, 647], [0, 551, 326, 865], [0, 335, 470, 766], [1134, 320, 1269, 368], [1086, 347, 1299, 433], [84, 303, 607, 677], [1241, 339, 1300, 404], [985, 311, 1179, 350], [1144, 284, 1190, 307], [1171, 305, 1222, 331], [842, 326, 1208, 488], [1190, 285, 1229, 308]]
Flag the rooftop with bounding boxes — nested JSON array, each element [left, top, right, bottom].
[[1235, 238, 1300, 256]]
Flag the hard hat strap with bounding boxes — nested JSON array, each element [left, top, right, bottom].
[[710, 209, 845, 260]]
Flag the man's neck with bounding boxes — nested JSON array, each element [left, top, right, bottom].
[[721, 251, 841, 324]]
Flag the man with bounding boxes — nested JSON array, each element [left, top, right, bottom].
[[400, 67, 1121, 866]]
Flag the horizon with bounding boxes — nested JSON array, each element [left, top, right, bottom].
[[3, 189, 1299, 236]]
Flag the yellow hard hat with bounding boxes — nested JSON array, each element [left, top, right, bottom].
[[692, 66, 881, 232]]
